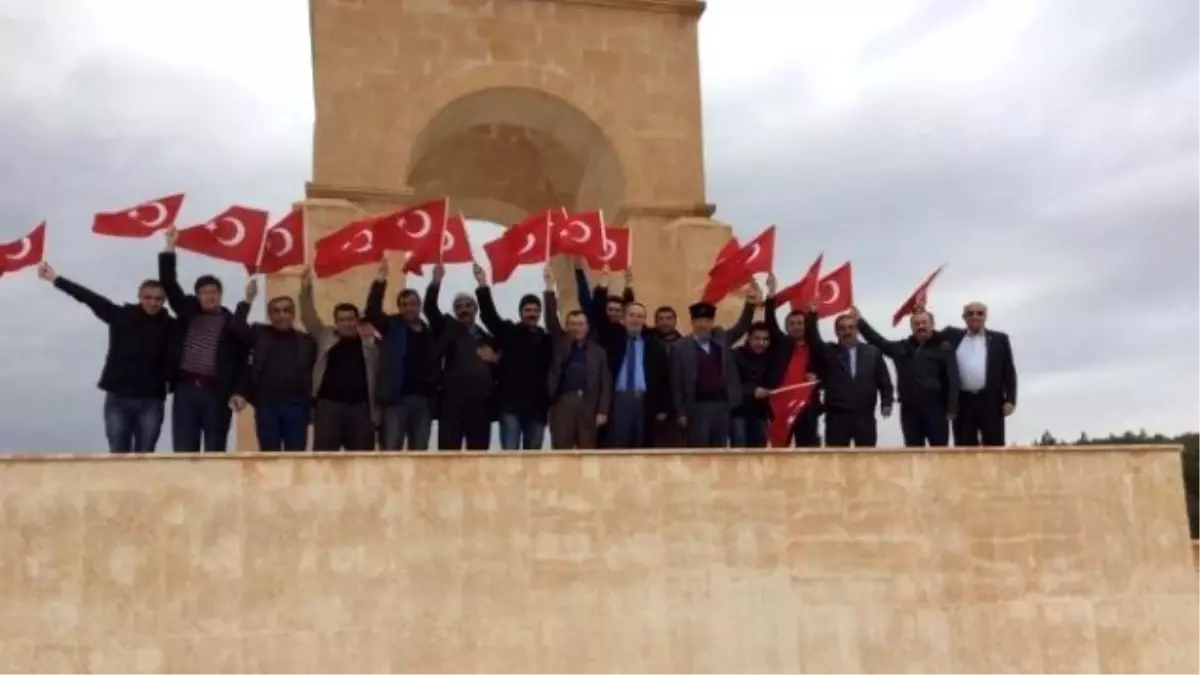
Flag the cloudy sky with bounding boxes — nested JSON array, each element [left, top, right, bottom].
[[0, 0, 1195, 451]]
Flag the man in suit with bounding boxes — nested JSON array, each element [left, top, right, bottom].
[[925, 300, 1017, 446], [855, 306, 959, 447], [670, 294, 756, 448], [543, 268, 612, 449], [803, 306, 894, 447], [592, 296, 671, 449]]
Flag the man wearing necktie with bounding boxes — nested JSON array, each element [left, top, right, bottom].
[[803, 305, 894, 447], [601, 302, 671, 448]]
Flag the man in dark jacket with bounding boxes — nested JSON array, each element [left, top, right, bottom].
[[856, 306, 959, 447], [473, 263, 551, 450], [160, 226, 249, 452], [228, 278, 317, 451], [762, 275, 822, 447], [425, 262, 497, 450], [366, 259, 439, 450], [928, 300, 1018, 447], [803, 305, 894, 447], [731, 322, 773, 448], [650, 305, 685, 447], [544, 272, 612, 449], [37, 261, 176, 453]]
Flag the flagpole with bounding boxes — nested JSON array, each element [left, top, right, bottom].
[[460, 211, 474, 262], [769, 381, 818, 395], [543, 208, 553, 264], [252, 213, 273, 275]]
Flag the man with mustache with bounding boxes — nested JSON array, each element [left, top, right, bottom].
[[425, 262, 497, 450], [803, 303, 894, 447]]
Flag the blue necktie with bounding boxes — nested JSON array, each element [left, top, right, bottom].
[[625, 339, 637, 390]]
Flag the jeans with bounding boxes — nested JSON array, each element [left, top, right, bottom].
[[172, 380, 232, 452], [730, 416, 768, 448], [498, 413, 546, 450], [255, 402, 310, 451], [380, 396, 433, 450], [103, 393, 165, 453]]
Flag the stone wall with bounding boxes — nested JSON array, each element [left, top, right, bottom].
[[0, 448, 1195, 673]]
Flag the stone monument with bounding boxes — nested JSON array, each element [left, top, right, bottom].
[[241, 0, 743, 450]]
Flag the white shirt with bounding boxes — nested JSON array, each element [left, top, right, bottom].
[[956, 330, 988, 393]]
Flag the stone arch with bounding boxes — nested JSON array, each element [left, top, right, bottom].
[[404, 85, 625, 220]]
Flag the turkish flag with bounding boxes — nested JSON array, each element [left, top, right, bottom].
[[701, 226, 777, 304], [176, 206, 269, 269], [92, 193, 185, 238], [815, 261, 854, 319], [373, 198, 450, 252], [892, 264, 947, 326], [709, 237, 741, 274], [313, 217, 382, 279], [552, 210, 605, 260], [483, 210, 555, 283], [0, 222, 46, 274], [254, 209, 306, 275], [768, 380, 819, 448], [775, 253, 824, 311], [404, 215, 473, 275], [586, 226, 631, 271]]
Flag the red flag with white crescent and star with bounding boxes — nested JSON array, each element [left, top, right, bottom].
[[483, 210, 556, 284], [253, 209, 306, 275], [701, 226, 777, 304], [815, 261, 854, 319], [92, 193, 185, 238], [0, 221, 47, 275], [775, 253, 824, 311], [892, 264, 947, 326], [404, 214, 473, 275], [768, 380, 819, 449], [313, 217, 383, 279], [586, 226, 630, 271], [373, 198, 450, 252], [708, 237, 741, 275], [175, 206, 269, 269], [551, 210, 606, 261]]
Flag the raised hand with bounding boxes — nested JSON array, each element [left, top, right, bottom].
[[849, 305, 861, 320], [375, 257, 389, 282], [747, 279, 762, 304], [472, 262, 488, 286], [624, 267, 634, 287], [432, 262, 446, 283], [36, 262, 57, 282], [300, 265, 313, 289], [164, 225, 177, 252], [244, 277, 258, 304], [766, 271, 777, 298], [543, 265, 554, 290], [229, 395, 247, 412]]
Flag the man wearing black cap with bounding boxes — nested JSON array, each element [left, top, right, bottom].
[[669, 287, 758, 447], [473, 262, 552, 450], [424, 263, 498, 450], [158, 226, 249, 452]]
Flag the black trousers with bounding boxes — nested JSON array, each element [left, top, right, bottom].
[[312, 400, 375, 451], [954, 391, 1006, 446], [899, 403, 950, 447], [438, 397, 492, 450], [792, 406, 821, 447], [824, 409, 877, 447]]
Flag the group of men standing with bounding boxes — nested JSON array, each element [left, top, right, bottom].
[[42, 227, 1018, 453]]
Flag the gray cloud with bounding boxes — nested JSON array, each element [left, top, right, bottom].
[[0, 0, 1195, 450]]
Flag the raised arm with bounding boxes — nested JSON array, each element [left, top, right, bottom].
[[158, 227, 190, 315], [874, 348, 895, 410], [803, 309, 830, 359], [621, 267, 635, 304], [856, 312, 905, 358], [423, 264, 448, 336], [40, 264, 119, 323], [297, 269, 325, 336], [227, 278, 259, 343], [724, 294, 758, 346], [473, 263, 508, 336], [763, 297, 784, 342], [364, 261, 392, 335], [542, 288, 563, 338], [573, 262, 593, 317]]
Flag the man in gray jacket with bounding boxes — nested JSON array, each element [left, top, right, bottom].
[[670, 291, 757, 448]]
